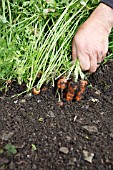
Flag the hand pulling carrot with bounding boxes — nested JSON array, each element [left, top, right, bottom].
[[75, 80, 88, 101]]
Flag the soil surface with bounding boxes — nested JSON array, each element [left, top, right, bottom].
[[0, 60, 113, 170]]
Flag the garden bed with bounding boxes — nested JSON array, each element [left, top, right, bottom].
[[0, 60, 113, 170]]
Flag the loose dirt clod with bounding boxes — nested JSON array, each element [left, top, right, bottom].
[[59, 147, 69, 154], [82, 125, 98, 133], [83, 150, 94, 163]]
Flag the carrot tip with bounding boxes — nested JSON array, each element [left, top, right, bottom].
[[75, 96, 82, 101], [32, 88, 40, 95], [57, 101, 64, 106]]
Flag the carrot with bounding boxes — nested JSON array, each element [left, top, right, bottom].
[[57, 77, 67, 90], [80, 80, 88, 86], [57, 101, 64, 106], [66, 81, 78, 101], [66, 92, 75, 101], [75, 80, 88, 101], [32, 88, 40, 95]]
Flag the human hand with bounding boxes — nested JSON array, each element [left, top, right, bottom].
[[72, 3, 113, 73]]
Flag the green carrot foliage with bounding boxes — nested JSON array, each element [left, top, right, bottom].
[[0, 0, 113, 92]]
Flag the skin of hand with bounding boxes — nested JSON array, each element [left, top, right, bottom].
[[72, 3, 113, 73]]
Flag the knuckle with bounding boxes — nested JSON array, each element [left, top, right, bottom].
[[89, 66, 97, 73], [81, 64, 90, 71]]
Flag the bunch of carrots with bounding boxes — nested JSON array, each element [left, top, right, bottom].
[[32, 76, 88, 102], [57, 76, 88, 102]]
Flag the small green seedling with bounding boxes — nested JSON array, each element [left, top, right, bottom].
[[38, 117, 44, 122], [87, 84, 93, 89], [31, 144, 37, 151], [5, 143, 17, 155]]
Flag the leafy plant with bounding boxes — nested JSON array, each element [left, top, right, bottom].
[[0, 0, 113, 93], [5, 143, 17, 155], [31, 144, 37, 151]]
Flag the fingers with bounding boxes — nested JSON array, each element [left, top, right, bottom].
[[72, 38, 90, 71], [72, 37, 108, 73], [89, 54, 98, 73], [97, 51, 103, 63], [78, 51, 90, 71], [72, 49, 104, 73], [102, 45, 108, 59], [97, 47, 108, 65], [89, 48, 108, 72]]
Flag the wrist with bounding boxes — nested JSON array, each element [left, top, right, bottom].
[[90, 3, 113, 33]]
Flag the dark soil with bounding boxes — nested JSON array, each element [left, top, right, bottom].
[[0, 60, 113, 170]]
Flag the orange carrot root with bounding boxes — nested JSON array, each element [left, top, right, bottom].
[[66, 81, 78, 101], [75, 80, 88, 101], [57, 77, 67, 90], [75, 93, 82, 101], [32, 88, 40, 95], [80, 80, 88, 88], [66, 92, 75, 101], [68, 81, 77, 92]]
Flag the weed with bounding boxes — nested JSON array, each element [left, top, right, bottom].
[[5, 143, 17, 155], [31, 144, 37, 151]]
